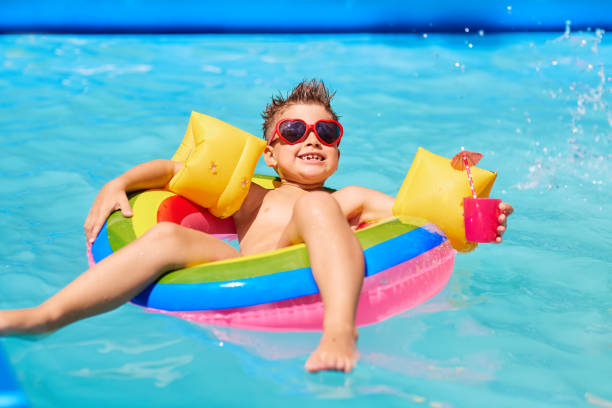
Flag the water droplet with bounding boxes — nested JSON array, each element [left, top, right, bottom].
[[219, 341, 224, 347], [563, 20, 571, 38], [468, 43, 473, 48], [455, 62, 460, 67], [478, 29, 484, 36], [464, 27, 470, 33], [551, 60, 558, 66], [423, 33, 428, 38], [506, 5, 512, 12]]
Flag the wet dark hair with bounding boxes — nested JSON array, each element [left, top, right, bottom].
[[261, 79, 339, 140]]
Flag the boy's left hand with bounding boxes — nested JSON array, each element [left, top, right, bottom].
[[495, 202, 514, 243]]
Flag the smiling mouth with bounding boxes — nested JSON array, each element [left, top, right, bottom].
[[298, 154, 325, 161]]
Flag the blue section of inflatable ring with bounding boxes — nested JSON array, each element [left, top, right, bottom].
[[132, 226, 444, 311], [0, 345, 27, 408], [1, 0, 611, 33], [91, 221, 113, 264]]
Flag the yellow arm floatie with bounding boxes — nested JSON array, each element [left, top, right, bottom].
[[168, 111, 266, 218], [392, 147, 497, 252]]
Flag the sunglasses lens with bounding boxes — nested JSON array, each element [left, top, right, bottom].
[[278, 120, 306, 143], [315, 121, 341, 144]]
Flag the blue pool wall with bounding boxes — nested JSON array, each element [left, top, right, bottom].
[[0, 345, 27, 408], [1, 0, 612, 33]]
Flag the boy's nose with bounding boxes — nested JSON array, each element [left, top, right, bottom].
[[303, 130, 321, 146]]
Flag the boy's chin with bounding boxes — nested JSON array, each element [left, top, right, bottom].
[[287, 170, 330, 186]]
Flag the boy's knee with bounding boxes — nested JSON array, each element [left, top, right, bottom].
[[145, 222, 184, 244], [294, 192, 342, 220]]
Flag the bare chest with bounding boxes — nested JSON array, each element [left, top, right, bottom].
[[235, 189, 302, 255]]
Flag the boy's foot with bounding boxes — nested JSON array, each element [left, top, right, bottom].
[[305, 325, 359, 373]]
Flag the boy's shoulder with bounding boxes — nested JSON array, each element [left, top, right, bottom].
[[332, 185, 378, 198], [332, 185, 378, 210], [333, 185, 395, 221]]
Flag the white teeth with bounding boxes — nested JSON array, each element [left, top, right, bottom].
[[300, 154, 323, 161]]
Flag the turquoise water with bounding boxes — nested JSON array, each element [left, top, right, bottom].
[[1, 32, 610, 407]]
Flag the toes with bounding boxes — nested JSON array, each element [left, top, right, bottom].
[[305, 352, 357, 373], [305, 351, 327, 373]]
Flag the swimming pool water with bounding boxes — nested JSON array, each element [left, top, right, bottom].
[[0, 32, 610, 407]]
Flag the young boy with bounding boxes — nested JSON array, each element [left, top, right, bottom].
[[0, 80, 512, 373]]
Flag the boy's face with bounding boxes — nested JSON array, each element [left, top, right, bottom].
[[264, 103, 340, 188]]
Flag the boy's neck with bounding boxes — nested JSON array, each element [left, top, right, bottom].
[[277, 178, 327, 192]]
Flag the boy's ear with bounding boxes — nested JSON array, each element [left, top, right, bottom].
[[263, 144, 277, 168]]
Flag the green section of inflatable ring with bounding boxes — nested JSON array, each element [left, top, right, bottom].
[[101, 175, 425, 284], [104, 194, 420, 284], [158, 218, 418, 284], [106, 195, 138, 251]]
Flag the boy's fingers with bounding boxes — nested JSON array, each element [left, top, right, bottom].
[[88, 227, 99, 243], [85, 209, 106, 243], [498, 213, 506, 226], [84, 214, 95, 241], [119, 196, 133, 217], [499, 202, 514, 216], [497, 225, 506, 234], [88, 219, 102, 243]]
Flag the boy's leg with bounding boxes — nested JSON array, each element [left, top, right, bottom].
[[279, 192, 365, 373], [0, 223, 240, 335]]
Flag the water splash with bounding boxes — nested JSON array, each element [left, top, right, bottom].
[[518, 25, 611, 193], [592, 28, 605, 53], [560, 20, 571, 40]]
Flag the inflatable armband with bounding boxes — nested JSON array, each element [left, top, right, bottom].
[[168, 111, 266, 218], [393, 147, 496, 252]]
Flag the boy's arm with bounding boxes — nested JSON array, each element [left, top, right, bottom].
[[334, 186, 514, 243], [84, 159, 184, 243], [332, 186, 395, 226]]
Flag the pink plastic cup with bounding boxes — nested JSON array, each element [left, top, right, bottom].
[[463, 197, 502, 243]]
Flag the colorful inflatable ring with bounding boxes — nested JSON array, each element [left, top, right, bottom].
[[88, 175, 456, 331]]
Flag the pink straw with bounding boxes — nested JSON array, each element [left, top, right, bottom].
[[463, 155, 477, 198]]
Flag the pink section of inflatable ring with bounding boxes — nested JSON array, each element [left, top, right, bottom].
[[148, 241, 456, 331]]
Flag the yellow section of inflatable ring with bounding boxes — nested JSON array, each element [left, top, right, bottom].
[[393, 147, 497, 252], [168, 111, 266, 218], [132, 190, 175, 238]]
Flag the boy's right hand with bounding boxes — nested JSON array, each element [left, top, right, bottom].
[[84, 179, 133, 244]]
